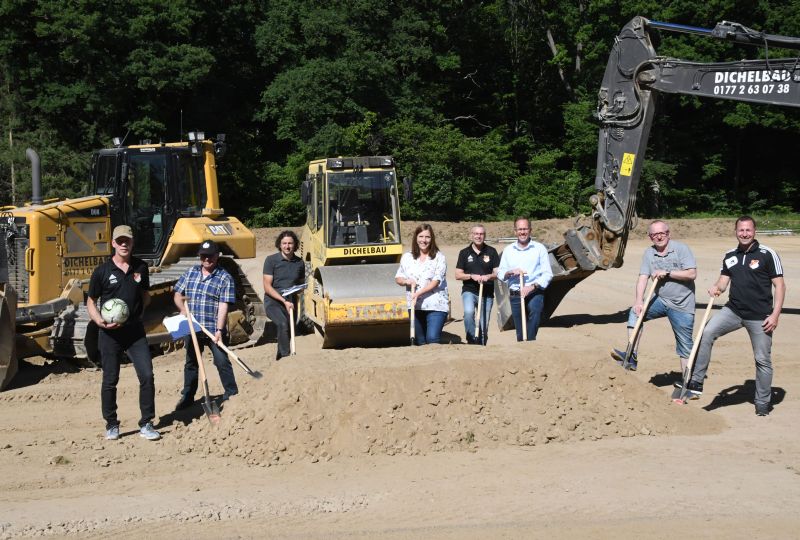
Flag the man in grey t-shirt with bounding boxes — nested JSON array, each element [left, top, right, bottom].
[[611, 220, 697, 373]]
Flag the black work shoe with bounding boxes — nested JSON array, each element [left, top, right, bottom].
[[755, 403, 771, 416], [174, 396, 194, 410]]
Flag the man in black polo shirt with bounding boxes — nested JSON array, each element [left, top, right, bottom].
[[684, 216, 785, 416], [455, 225, 500, 345], [87, 225, 160, 441], [263, 230, 305, 360]]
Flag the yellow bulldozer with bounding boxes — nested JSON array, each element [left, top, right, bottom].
[[0, 133, 266, 390], [299, 156, 410, 347]]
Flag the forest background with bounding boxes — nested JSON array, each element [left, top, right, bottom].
[[1, 0, 799, 226]]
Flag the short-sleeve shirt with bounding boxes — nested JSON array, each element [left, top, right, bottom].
[[262, 252, 305, 294], [395, 251, 449, 312], [720, 240, 783, 320], [87, 256, 150, 324], [174, 265, 236, 331], [456, 243, 500, 297], [640, 240, 696, 314]]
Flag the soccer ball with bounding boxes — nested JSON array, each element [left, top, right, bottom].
[[101, 298, 130, 324]]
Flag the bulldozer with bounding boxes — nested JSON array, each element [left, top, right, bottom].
[[0, 133, 266, 390], [299, 156, 409, 347]]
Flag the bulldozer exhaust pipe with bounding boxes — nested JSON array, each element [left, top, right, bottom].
[[26, 148, 42, 205]]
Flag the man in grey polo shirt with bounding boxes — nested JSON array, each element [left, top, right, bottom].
[[612, 220, 697, 373], [263, 230, 305, 360]]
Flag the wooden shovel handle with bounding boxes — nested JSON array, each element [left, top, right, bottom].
[[519, 273, 527, 339], [184, 302, 210, 399]]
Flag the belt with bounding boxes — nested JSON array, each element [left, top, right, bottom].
[[509, 290, 520, 297]]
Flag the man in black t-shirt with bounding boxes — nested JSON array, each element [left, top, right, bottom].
[[455, 225, 500, 345], [684, 216, 786, 416], [263, 230, 305, 360], [87, 225, 160, 441]]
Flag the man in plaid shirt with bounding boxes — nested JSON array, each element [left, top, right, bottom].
[[173, 240, 238, 410]]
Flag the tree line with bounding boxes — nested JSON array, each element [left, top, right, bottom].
[[2, 0, 799, 226]]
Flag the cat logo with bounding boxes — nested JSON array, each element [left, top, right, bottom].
[[207, 224, 232, 236]]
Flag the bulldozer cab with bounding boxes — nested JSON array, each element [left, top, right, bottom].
[[92, 143, 208, 260]]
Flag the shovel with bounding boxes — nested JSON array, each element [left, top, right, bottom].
[[620, 277, 658, 370], [519, 273, 527, 340], [289, 303, 297, 355], [672, 296, 715, 403], [409, 283, 416, 345], [185, 303, 221, 424], [194, 318, 263, 379], [476, 280, 484, 345]]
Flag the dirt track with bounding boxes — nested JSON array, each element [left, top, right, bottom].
[[1, 222, 799, 539]]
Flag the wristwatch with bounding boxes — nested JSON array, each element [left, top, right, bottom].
[[666, 271, 671, 279]]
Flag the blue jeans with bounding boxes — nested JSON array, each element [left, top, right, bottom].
[[626, 296, 694, 358], [462, 291, 493, 344], [509, 291, 545, 341], [181, 333, 238, 399], [413, 310, 447, 345]]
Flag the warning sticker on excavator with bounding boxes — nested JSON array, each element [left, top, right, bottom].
[[620, 153, 635, 176]]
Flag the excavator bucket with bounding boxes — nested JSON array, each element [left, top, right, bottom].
[[0, 284, 19, 390]]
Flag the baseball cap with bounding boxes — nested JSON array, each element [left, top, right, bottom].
[[198, 240, 220, 256], [112, 225, 134, 241]]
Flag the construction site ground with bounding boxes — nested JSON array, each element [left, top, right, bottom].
[[1, 219, 799, 539]]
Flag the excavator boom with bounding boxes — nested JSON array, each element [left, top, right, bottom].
[[532, 16, 800, 324]]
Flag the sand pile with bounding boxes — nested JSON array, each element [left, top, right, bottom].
[[170, 345, 724, 466]]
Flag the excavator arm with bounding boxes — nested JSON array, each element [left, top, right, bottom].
[[540, 16, 800, 322]]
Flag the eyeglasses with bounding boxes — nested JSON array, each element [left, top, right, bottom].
[[199, 253, 217, 259], [515, 228, 530, 232], [649, 231, 669, 239]]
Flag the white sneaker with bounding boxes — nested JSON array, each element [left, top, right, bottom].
[[139, 422, 161, 441]]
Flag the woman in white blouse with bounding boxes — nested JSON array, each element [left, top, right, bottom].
[[395, 224, 449, 345]]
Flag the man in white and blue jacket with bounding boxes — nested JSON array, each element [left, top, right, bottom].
[[497, 217, 553, 341]]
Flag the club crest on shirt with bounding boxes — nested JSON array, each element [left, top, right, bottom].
[[133, 272, 142, 283], [724, 256, 737, 269], [749, 259, 760, 270], [483, 255, 490, 263]]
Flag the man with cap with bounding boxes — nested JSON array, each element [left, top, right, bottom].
[[173, 240, 238, 410], [87, 225, 160, 441]]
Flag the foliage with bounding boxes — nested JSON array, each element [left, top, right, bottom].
[[0, 1, 798, 225]]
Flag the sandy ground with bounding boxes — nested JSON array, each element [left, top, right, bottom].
[[1, 222, 799, 539]]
